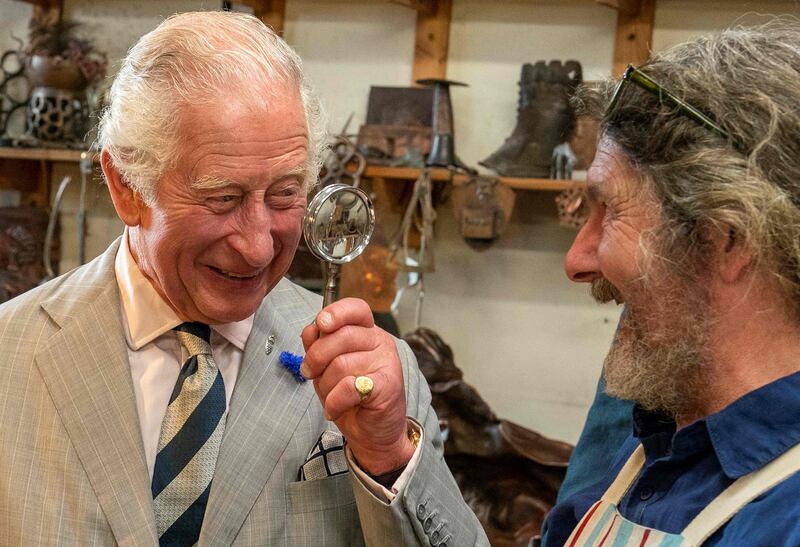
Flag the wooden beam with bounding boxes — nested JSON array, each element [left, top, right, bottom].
[[411, 0, 452, 83], [595, 0, 642, 17], [18, 0, 63, 8], [611, 0, 655, 77], [235, 0, 285, 35], [390, 0, 436, 15]]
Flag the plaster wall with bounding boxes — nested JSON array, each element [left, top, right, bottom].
[[0, 0, 797, 443]]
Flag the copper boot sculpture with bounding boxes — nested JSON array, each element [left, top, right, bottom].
[[481, 60, 582, 178]]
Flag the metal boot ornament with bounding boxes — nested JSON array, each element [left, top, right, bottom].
[[481, 60, 582, 178]]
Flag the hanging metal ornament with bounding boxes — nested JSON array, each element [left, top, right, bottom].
[[387, 79, 469, 329]]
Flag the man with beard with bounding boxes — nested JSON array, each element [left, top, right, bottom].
[[542, 22, 800, 546]]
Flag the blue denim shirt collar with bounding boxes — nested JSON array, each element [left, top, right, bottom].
[[633, 370, 800, 479]]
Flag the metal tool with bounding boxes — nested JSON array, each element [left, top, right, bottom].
[[303, 183, 375, 307], [77, 151, 91, 265], [319, 135, 366, 188], [42, 175, 72, 284]]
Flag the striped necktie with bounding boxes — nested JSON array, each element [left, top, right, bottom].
[[151, 322, 227, 546]]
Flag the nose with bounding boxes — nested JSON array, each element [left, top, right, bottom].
[[229, 200, 276, 268], [565, 211, 602, 283]]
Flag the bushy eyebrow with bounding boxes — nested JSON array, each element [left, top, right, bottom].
[[191, 175, 233, 192], [190, 163, 309, 192], [278, 164, 309, 183]]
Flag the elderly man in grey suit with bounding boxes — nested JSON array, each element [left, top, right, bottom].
[[0, 11, 487, 547]]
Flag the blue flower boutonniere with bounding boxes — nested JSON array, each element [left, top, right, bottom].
[[279, 351, 306, 383]]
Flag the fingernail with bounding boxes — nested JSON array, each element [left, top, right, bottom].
[[300, 362, 311, 378], [318, 311, 332, 329]]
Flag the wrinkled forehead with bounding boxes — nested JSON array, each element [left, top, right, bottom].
[[586, 136, 655, 207]]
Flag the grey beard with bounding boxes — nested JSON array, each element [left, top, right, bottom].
[[603, 304, 710, 420]]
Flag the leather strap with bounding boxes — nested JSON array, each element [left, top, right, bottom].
[[681, 441, 800, 544], [600, 444, 646, 505]]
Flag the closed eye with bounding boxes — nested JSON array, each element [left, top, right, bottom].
[[205, 193, 242, 212], [267, 184, 303, 208]]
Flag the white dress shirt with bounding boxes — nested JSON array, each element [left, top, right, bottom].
[[114, 231, 253, 478], [114, 229, 420, 501]]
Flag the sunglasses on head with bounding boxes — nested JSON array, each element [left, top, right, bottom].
[[606, 64, 729, 140]]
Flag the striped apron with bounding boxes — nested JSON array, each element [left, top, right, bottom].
[[565, 442, 800, 546]]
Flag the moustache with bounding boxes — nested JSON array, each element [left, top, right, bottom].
[[591, 278, 625, 304]]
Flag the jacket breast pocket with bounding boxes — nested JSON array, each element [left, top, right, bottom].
[[285, 473, 365, 546]]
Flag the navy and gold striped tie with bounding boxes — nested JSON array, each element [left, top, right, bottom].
[[152, 322, 227, 546]]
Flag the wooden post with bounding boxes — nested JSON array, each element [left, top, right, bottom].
[[411, 0, 452, 83], [610, 0, 656, 77], [258, 0, 285, 36], [235, 0, 286, 35]]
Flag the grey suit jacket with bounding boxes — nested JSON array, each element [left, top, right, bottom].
[[0, 239, 487, 546]]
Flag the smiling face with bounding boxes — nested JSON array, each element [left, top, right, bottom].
[[565, 136, 659, 297], [127, 90, 309, 324], [565, 136, 713, 417]]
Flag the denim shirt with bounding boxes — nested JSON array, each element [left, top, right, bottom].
[[542, 370, 800, 546]]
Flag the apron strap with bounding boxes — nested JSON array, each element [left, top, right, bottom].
[[681, 441, 800, 544], [600, 444, 646, 505]]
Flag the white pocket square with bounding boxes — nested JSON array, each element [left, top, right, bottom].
[[299, 430, 348, 481]]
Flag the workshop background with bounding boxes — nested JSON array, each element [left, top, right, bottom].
[[1, 0, 798, 445]]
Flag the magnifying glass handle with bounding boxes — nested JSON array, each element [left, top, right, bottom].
[[322, 262, 341, 308]]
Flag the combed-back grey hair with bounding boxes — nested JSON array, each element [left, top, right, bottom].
[[98, 11, 327, 205], [575, 20, 800, 320]]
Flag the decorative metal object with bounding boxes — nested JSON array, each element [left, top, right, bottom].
[[320, 134, 366, 188], [416, 78, 467, 169], [555, 186, 589, 230], [357, 86, 433, 167], [451, 175, 516, 244], [0, 206, 59, 303], [386, 168, 436, 329], [386, 79, 470, 329], [26, 86, 87, 142], [405, 328, 572, 547], [0, 49, 30, 142], [481, 60, 582, 178], [303, 184, 375, 307]]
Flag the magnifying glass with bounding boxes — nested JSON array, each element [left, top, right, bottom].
[[303, 183, 375, 307]]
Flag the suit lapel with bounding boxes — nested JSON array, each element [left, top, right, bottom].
[[201, 282, 317, 545], [35, 253, 157, 546]]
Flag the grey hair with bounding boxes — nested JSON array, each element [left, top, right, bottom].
[[575, 20, 800, 320], [98, 11, 327, 205]]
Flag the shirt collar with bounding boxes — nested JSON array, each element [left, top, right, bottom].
[[632, 370, 800, 479], [706, 370, 800, 478], [114, 228, 254, 351]]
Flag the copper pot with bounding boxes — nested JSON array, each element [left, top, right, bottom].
[[26, 54, 87, 91]]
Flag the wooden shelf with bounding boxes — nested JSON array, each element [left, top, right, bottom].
[[363, 164, 583, 191], [0, 150, 582, 192], [0, 147, 91, 162]]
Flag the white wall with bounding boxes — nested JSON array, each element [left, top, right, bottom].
[[1, 0, 798, 443]]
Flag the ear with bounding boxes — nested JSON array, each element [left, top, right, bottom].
[[102, 149, 144, 227], [711, 224, 753, 284]]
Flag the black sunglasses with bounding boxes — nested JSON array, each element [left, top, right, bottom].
[[606, 64, 729, 139]]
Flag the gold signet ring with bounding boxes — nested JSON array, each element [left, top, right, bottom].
[[354, 376, 374, 404]]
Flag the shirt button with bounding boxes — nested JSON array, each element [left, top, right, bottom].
[[639, 488, 653, 501], [431, 530, 440, 543], [417, 504, 427, 520], [424, 517, 433, 532]]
